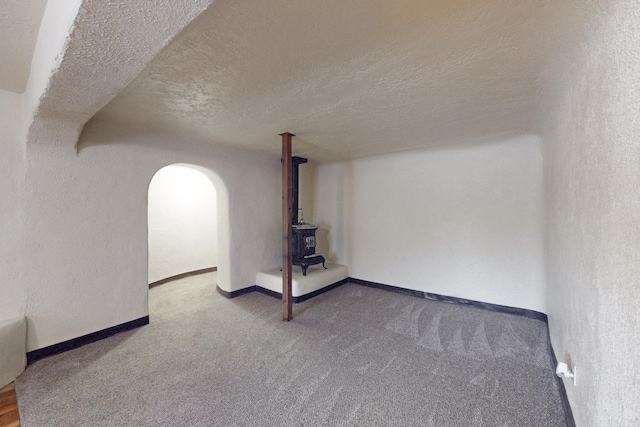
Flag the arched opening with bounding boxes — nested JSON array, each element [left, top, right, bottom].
[[147, 163, 230, 319]]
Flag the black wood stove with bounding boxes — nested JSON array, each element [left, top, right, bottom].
[[291, 156, 326, 276]]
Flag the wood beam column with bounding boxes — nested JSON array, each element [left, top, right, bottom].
[[280, 132, 294, 321]]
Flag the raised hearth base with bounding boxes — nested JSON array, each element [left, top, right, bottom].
[[256, 263, 348, 299]]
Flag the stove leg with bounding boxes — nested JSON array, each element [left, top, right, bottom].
[[302, 265, 308, 276], [322, 260, 327, 269]]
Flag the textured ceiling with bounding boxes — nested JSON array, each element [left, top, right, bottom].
[[26, 0, 213, 147], [0, 0, 48, 93], [89, 0, 559, 162]]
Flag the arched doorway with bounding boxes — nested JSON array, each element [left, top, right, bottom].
[[148, 164, 218, 284], [147, 163, 230, 320]]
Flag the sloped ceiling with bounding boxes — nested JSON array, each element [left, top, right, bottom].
[[0, 0, 48, 93], [88, 0, 564, 162]]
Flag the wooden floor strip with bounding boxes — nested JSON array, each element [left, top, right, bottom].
[[0, 384, 20, 427]]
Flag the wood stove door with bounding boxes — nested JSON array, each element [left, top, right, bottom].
[[293, 229, 316, 258]]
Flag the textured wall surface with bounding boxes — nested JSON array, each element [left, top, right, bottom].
[[22, 0, 214, 150], [313, 162, 351, 265], [540, 1, 640, 425], [148, 165, 218, 284], [345, 136, 546, 312], [19, 132, 280, 351], [0, 90, 25, 321], [0, 0, 48, 92]]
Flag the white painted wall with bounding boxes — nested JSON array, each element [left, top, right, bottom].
[[0, 0, 48, 93], [313, 162, 351, 265], [21, 0, 82, 130], [148, 165, 218, 284], [325, 135, 546, 312], [540, 1, 640, 425], [11, 121, 281, 351], [0, 89, 25, 321]]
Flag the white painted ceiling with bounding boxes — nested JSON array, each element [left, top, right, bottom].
[[0, 0, 48, 93], [90, 0, 563, 162]]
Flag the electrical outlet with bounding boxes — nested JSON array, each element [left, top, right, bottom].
[[556, 362, 576, 386]]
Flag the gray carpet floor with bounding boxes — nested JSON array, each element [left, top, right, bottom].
[[16, 273, 567, 426]]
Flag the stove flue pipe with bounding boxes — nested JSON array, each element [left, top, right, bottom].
[[291, 156, 308, 224]]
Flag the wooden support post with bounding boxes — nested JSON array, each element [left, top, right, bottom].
[[281, 132, 294, 321]]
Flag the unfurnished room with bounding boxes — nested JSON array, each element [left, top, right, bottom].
[[0, 1, 639, 426]]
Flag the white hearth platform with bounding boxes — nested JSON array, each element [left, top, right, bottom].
[[256, 263, 349, 298], [0, 317, 26, 388]]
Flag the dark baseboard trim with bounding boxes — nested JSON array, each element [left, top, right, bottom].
[[26, 316, 149, 365], [216, 284, 257, 299], [549, 342, 577, 427], [220, 276, 548, 322], [254, 278, 350, 303], [149, 267, 217, 289], [293, 278, 349, 303], [349, 277, 548, 322], [254, 286, 281, 300]]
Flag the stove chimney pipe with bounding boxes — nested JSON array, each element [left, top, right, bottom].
[[292, 156, 308, 224]]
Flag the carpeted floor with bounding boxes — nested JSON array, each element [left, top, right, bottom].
[[15, 273, 567, 426]]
